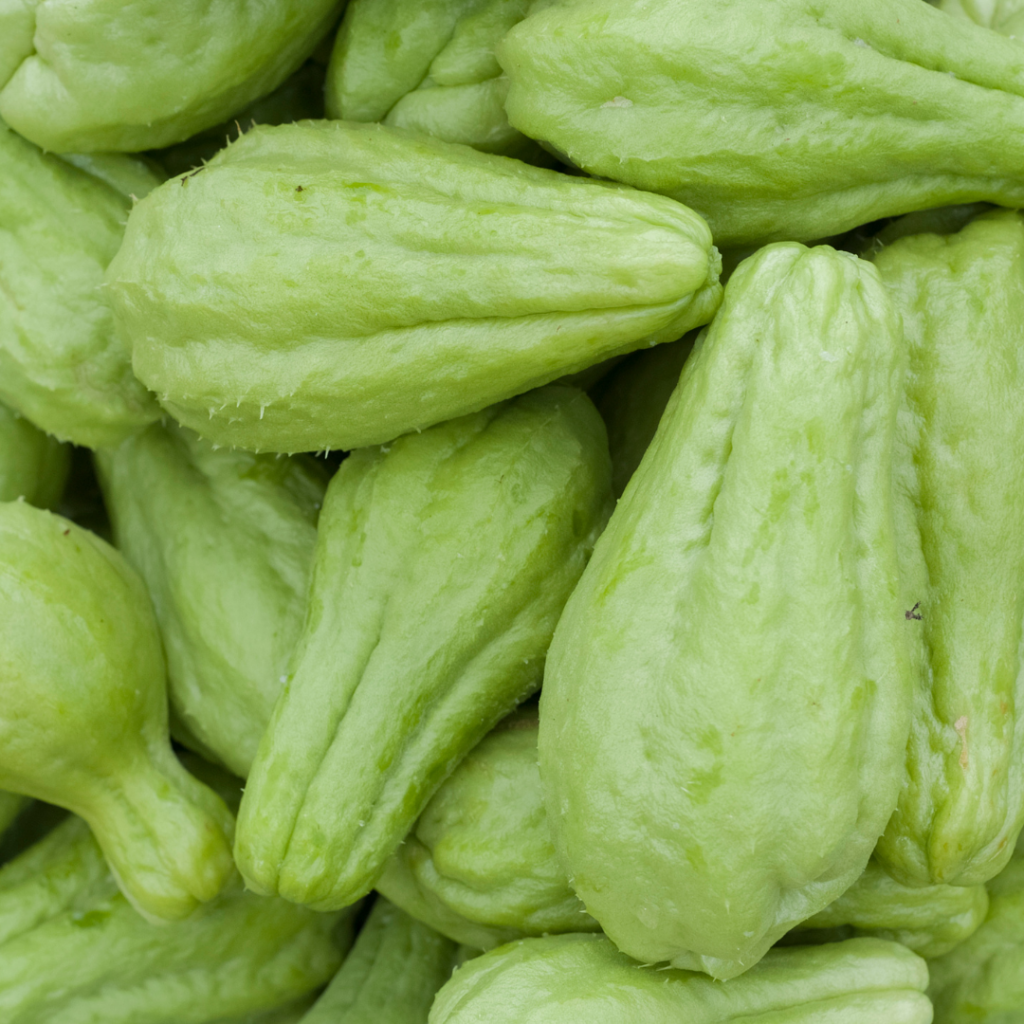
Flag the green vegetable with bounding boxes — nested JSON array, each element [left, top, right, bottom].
[[236, 386, 613, 911], [0, 500, 234, 921], [928, 857, 1024, 1021], [428, 935, 933, 1023], [939, 0, 1024, 35], [107, 119, 722, 454], [791, 860, 989, 960], [0, 815, 354, 1023], [326, 0, 553, 160], [0, 401, 69, 508], [377, 705, 597, 949], [539, 244, 914, 978], [0, 119, 160, 447], [96, 423, 328, 777], [498, 0, 1024, 246], [590, 335, 694, 499], [0, 794, 25, 843], [872, 209, 1024, 887], [0, 0, 344, 152], [301, 897, 461, 1023]]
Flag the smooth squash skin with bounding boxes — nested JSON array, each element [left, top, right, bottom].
[[0, 815, 353, 1024], [928, 856, 1024, 1023], [0, 0, 344, 153], [0, 401, 69, 508], [0, 501, 235, 922], [499, 0, 1024, 247], [428, 935, 933, 1024], [96, 424, 328, 778], [872, 210, 1024, 888], [376, 706, 597, 949], [0, 119, 160, 448], [326, 0, 553, 160], [301, 898, 462, 1024], [539, 244, 915, 979], [107, 119, 722, 454], [235, 387, 613, 912]]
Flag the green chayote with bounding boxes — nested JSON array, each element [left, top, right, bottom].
[[540, 244, 914, 979], [0, 814, 353, 1023], [928, 857, 1024, 1021], [0, 500, 234, 921], [0, 794, 25, 844], [377, 705, 597, 949], [107, 119, 722, 454], [0, 400, 69, 508], [791, 860, 989, 960], [590, 335, 694, 498], [236, 387, 612, 911], [871, 210, 1024, 887], [429, 935, 932, 1024], [0, 119, 160, 447], [0, 0, 344, 152], [96, 423, 328, 777], [58, 151, 167, 202], [326, 0, 552, 160], [301, 898, 462, 1023], [499, 0, 1024, 246], [939, 0, 1024, 35]]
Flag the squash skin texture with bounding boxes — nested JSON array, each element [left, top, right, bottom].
[[539, 244, 915, 978], [0, 400, 69, 508], [95, 424, 328, 778], [872, 210, 1024, 888], [106, 119, 722, 454], [499, 0, 1024, 247], [0, 0, 344, 153], [0, 120, 160, 448], [428, 935, 933, 1024], [0, 500, 235, 922], [235, 387, 613, 911]]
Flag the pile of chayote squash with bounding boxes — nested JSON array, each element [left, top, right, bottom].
[[3, 0, 1024, 1020]]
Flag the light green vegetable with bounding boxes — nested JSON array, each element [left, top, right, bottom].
[[499, 0, 1024, 246], [301, 897, 461, 1023], [590, 335, 694, 498], [377, 705, 597, 949], [939, 0, 1024, 35], [539, 244, 914, 979], [0, 500, 234, 921], [107, 119, 722, 454], [872, 209, 1024, 887], [0, 815, 354, 1023], [236, 387, 613, 911], [0, 119, 160, 447], [0, 401, 69, 508], [928, 857, 1024, 1021], [326, 0, 553, 159], [429, 935, 933, 1024], [791, 860, 989, 959], [0, 794, 25, 843], [96, 423, 328, 778], [58, 151, 167, 200], [0, 0, 344, 152]]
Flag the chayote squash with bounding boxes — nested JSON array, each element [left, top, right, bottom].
[[428, 934, 933, 1024], [326, 0, 553, 160], [377, 704, 597, 949], [871, 209, 1024, 888], [928, 857, 1024, 1022], [0, 0, 344, 153], [0, 500, 235, 921], [539, 244, 915, 979], [939, 0, 1024, 35], [499, 0, 1024, 246], [96, 423, 328, 778], [236, 386, 613, 911], [0, 119, 160, 447], [0, 813, 354, 1023], [0, 400, 69, 508], [301, 897, 462, 1023], [107, 119, 722, 454], [590, 334, 694, 498], [790, 860, 989, 960], [0, 794, 25, 846]]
